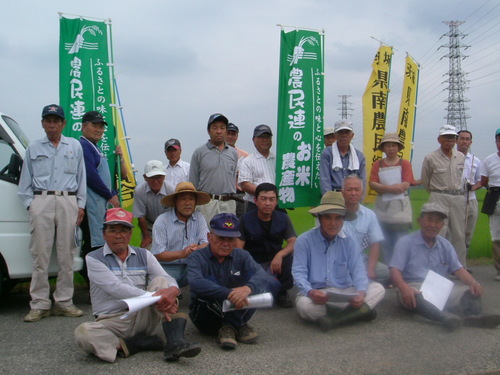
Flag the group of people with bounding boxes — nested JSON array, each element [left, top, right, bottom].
[[17, 105, 500, 364]]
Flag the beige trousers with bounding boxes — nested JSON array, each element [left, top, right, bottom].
[[28, 193, 78, 310], [74, 277, 170, 363]]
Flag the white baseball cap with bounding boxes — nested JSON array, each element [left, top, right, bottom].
[[439, 125, 458, 136], [334, 119, 353, 133], [144, 160, 166, 177]]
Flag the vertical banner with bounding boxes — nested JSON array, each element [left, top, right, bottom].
[[276, 28, 324, 208], [397, 55, 419, 162], [362, 45, 393, 203], [59, 15, 136, 207]]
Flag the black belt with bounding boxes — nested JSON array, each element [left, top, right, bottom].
[[34, 191, 77, 196], [430, 189, 463, 196], [210, 194, 245, 203]]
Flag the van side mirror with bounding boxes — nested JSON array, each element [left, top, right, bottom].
[[0, 153, 23, 184]]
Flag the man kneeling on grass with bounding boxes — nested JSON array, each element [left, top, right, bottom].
[[390, 202, 500, 331], [74, 208, 201, 363], [292, 191, 385, 331], [187, 213, 280, 350]]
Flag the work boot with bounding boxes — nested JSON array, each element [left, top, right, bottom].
[[218, 325, 237, 350], [162, 313, 201, 361], [414, 294, 462, 331], [235, 323, 258, 344], [460, 290, 482, 317], [118, 333, 164, 357], [318, 303, 377, 332], [275, 291, 293, 308], [464, 314, 500, 329]]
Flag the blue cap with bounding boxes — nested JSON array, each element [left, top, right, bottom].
[[227, 122, 239, 132], [253, 124, 273, 137], [210, 213, 241, 237], [41, 104, 65, 120], [207, 113, 229, 129]]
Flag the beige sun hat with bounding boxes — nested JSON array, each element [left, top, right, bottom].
[[308, 191, 346, 216], [378, 132, 404, 151], [161, 181, 211, 207]]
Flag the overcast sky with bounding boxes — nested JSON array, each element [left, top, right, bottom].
[[2, 0, 499, 182]]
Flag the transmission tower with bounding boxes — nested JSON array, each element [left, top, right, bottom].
[[439, 20, 470, 130], [337, 95, 353, 119]]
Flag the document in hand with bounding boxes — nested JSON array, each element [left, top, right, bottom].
[[222, 292, 274, 312], [120, 291, 161, 319], [420, 270, 454, 311], [325, 290, 359, 303]]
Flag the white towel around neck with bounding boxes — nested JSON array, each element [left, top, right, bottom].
[[331, 144, 360, 171]]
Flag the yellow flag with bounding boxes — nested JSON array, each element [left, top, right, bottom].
[[362, 45, 393, 203], [397, 55, 419, 162]]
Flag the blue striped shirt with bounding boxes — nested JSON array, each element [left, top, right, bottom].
[[151, 208, 209, 264]]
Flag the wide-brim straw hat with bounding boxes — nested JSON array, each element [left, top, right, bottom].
[[308, 191, 346, 216], [378, 132, 404, 151], [161, 181, 211, 207]]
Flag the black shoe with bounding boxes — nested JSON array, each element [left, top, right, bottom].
[[275, 291, 293, 308]]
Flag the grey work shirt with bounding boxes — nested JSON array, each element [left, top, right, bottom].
[[189, 140, 238, 195], [86, 244, 178, 316], [132, 181, 174, 224]]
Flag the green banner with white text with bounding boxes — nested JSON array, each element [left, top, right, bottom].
[[59, 16, 117, 181], [276, 29, 324, 208]]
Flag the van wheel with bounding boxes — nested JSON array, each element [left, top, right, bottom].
[[0, 268, 16, 296]]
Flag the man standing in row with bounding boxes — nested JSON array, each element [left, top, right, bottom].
[[18, 104, 86, 322], [226, 122, 249, 217], [189, 113, 238, 223], [164, 138, 190, 187], [421, 125, 467, 267], [133, 160, 174, 249], [79, 110, 126, 284], [239, 183, 296, 308], [320, 119, 366, 194], [456, 130, 482, 256], [239, 124, 276, 212]]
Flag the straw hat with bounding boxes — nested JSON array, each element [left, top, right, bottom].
[[308, 191, 346, 216], [378, 132, 404, 151], [161, 182, 211, 207]]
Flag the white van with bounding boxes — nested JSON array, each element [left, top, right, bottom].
[[0, 112, 83, 295]]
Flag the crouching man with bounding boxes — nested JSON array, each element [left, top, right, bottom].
[[74, 208, 201, 363], [390, 202, 500, 330], [292, 191, 385, 331], [187, 213, 280, 350]]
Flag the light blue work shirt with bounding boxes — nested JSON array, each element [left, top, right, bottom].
[[292, 227, 369, 297], [18, 134, 86, 209], [389, 230, 463, 283]]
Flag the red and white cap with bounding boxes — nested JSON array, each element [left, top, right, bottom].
[[103, 208, 134, 228]]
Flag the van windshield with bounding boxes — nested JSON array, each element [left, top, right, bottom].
[[2, 115, 29, 148]]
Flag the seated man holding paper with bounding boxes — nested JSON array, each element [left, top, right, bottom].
[[74, 208, 201, 363], [187, 213, 280, 350], [390, 202, 500, 330], [292, 191, 385, 331]]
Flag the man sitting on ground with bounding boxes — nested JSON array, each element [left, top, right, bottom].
[[151, 182, 210, 288], [293, 191, 385, 331], [187, 213, 280, 350], [390, 202, 500, 330], [239, 183, 296, 308], [74, 208, 201, 363]]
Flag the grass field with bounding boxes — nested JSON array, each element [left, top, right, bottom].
[[287, 187, 493, 260], [128, 187, 493, 261]]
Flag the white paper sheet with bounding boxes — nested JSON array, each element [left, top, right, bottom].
[[378, 166, 404, 201], [325, 290, 359, 303], [420, 270, 454, 311], [222, 292, 274, 312], [120, 291, 161, 319]]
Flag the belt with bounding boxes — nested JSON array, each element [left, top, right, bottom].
[[210, 194, 245, 203], [34, 190, 77, 196], [430, 189, 463, 196]]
